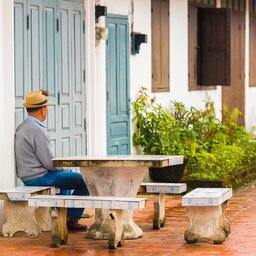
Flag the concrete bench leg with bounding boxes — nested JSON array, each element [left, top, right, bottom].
[[2, 201, 40, 238], [34, 207, 52, 232], [219, 201, 231, 237], [153, 193, 166, 230], [108, 209, 125, 249], [50, 207, 68, 248], [184, 205, 226, 244], [2, 200, 52, 238]]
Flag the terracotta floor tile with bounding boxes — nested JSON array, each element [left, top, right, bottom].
[[2, 182, 256, 255]]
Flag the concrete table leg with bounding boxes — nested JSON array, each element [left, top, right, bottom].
[[87, 208, 143, 240], [123, 210, 143, 239], [184, 205, 227, 244], [80, 166, 147, 240]]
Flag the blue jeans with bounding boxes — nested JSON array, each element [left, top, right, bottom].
[[23, 171, 90, 219]]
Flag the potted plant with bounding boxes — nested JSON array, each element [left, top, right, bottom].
[[132, 87, 256, 186], [132, 87, 196, 182]]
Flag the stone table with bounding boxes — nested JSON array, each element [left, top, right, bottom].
[[53, 155, 183, 240]]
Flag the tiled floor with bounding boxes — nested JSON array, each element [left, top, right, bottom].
[[1, 182, 256, 256]]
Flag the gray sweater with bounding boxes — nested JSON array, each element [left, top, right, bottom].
[[15, 119, 63, 181]]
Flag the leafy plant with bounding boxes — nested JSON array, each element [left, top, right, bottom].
[[132, 87, 196, 159], [132, 87, 256, 186], [186, 145, 245, 184]]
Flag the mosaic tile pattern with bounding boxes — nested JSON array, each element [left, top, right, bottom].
[[0, 186, 59, 201], [28, 195, 146, 210], [182, 188, 232, 206], [141, 182, 187, 194]]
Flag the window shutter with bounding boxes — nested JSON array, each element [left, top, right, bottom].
[[198, 8, 231, 85], [250, 13, 256, 87], [152, 0, 169, 92], [188, 5, 198, 87]]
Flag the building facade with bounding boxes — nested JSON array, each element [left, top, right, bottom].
[[1, 0, 256, 228]]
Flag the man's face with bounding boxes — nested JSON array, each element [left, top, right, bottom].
[[41, 106, 48, 121]]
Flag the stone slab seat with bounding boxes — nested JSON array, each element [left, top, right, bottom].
[[0, 186, 59, 238], [182, 187, 232, 244], [28, 195, 146, 249], [140, 182, 187, 229]]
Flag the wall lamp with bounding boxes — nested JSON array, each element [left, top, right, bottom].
[[95, 5, 107, 22], [131, 32, 148, 55]]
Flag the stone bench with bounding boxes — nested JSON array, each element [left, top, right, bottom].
[[140, 182, 187, 229], [0, 186, 59, 237], [182, 187, 232, 244], [28, 195, 146, 249]]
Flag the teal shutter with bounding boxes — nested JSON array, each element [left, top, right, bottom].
[[106, 15, 131, 155]]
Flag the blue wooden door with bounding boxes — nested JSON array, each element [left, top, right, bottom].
[[43, 0, 58, 154], [14, 0, 86, 157], [58, 0, 85, 156], [106, 15, 131, 155], [14, 0, 28, 126]]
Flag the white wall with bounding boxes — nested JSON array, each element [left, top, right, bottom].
[[104, 0, 131, 15], [91, 0, 225, 155], [0, 0, 15, 228], [246, 90, 256, 129], [130, 0, 151, 100], [245, 0, 256, 129], [132, 0, 222, 112], [130, 0, 223, 151]]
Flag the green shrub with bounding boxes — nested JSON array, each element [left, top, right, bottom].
[[132, 87, 197, 159], [132, 87, 256, 185]]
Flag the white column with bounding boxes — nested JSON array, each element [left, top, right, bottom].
[[0, 0, 15, 229], [85, 0, 97, 155], [169, 0, 188, 99], [85, 0, 107, 155], [245, 0, 250, 128]]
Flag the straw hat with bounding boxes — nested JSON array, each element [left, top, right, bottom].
[[23, 90, 52, 108]]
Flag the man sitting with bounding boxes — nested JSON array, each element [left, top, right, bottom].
[[15, 90, 89, 231]]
